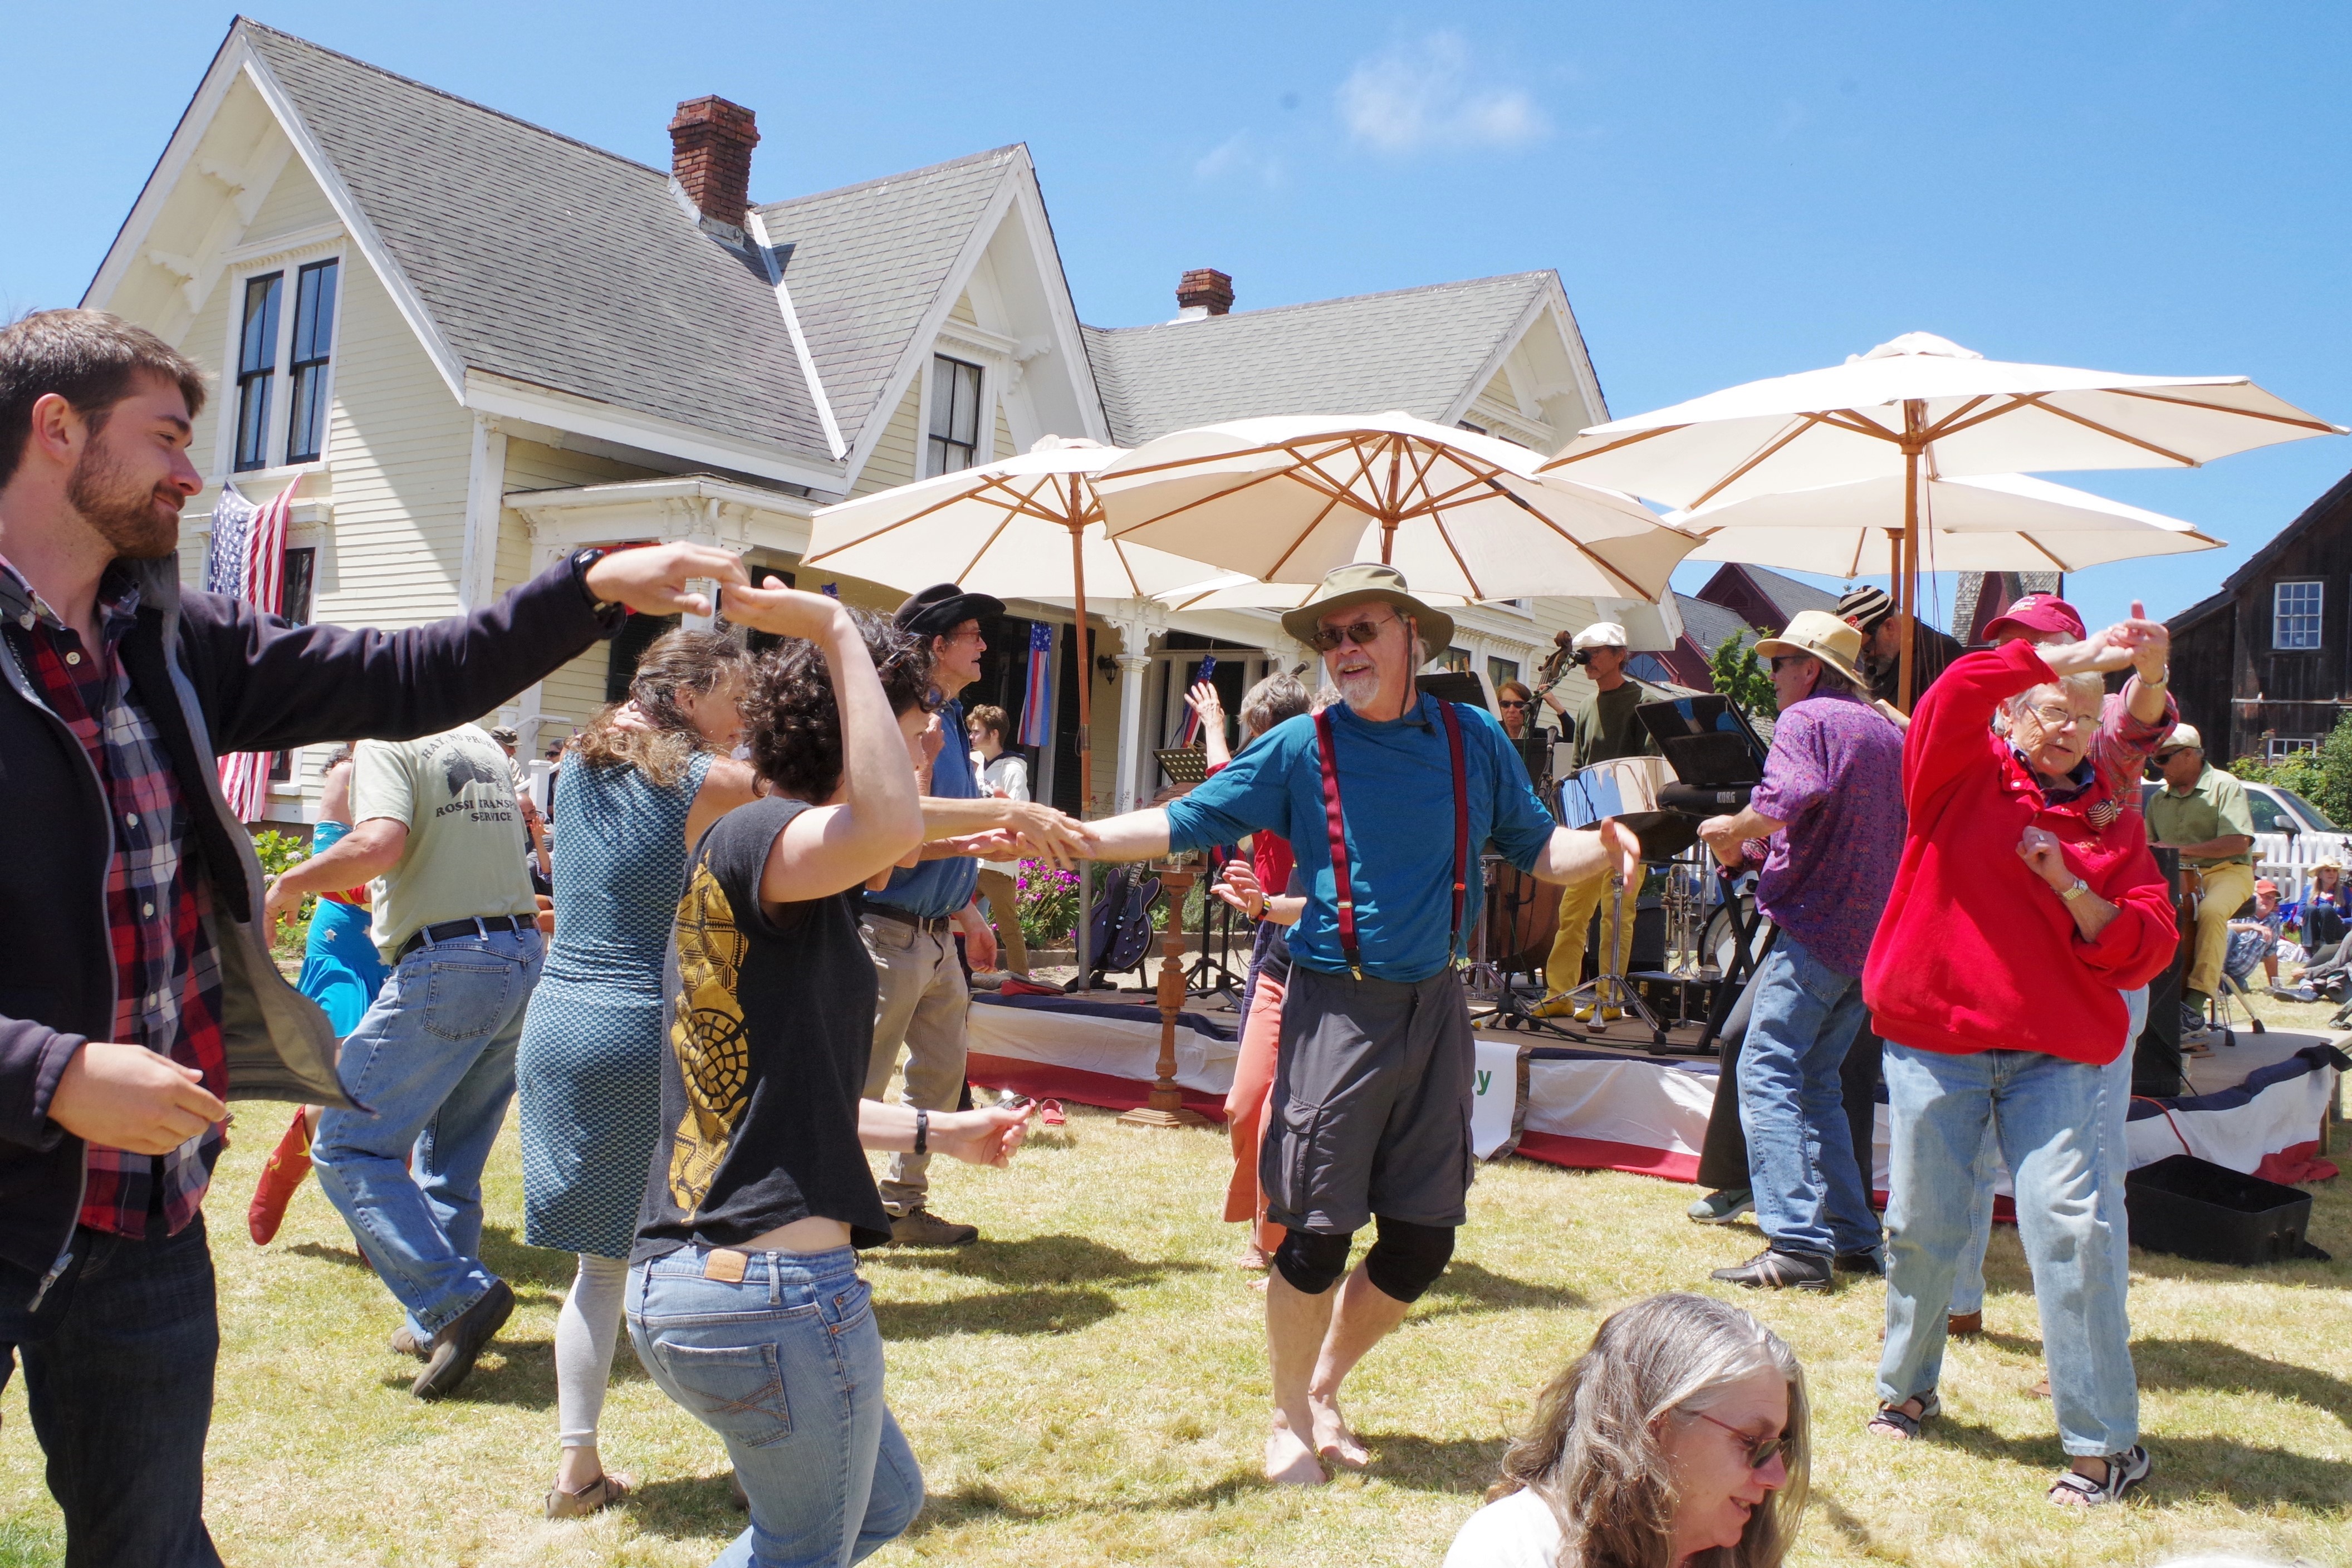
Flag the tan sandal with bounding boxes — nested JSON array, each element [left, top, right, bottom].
[[545, 1472, 632, 1520]]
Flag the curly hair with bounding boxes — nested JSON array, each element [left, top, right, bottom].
[[1490, 1292, 1809, 1568], [744, 609, 938, 802], [1239, 671, 1310, 741], [571, 628, 749, 788]]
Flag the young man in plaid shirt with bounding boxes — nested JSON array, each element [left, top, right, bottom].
[[0, 308, 746, 1566]]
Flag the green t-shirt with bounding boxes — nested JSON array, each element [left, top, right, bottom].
[[351, 724, 540, 960], [2145, 763, 2256, 868], [1569, 680, 1663, 771]]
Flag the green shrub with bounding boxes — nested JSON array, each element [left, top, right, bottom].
[[1708, 631, 1776, 718], [2228, 710, 2352, 827]]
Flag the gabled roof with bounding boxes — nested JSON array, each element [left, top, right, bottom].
[[2221, 465, 2352, 594], [1702, 562, 1845, 626], [1674, 592, 1761, 655], [757, 150, 1018, 457], [1081, 273, 1555, 447], [231, 21, 835, 465]]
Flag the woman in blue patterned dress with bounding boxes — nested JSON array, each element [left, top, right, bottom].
[[518, 629, 761, 1518]]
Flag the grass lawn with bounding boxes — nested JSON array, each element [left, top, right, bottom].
[[2, 1040, 2346, 1567]]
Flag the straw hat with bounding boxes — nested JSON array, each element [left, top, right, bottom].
[[1278, 564, 1454, 651], [1754, 610, 1870, 691]]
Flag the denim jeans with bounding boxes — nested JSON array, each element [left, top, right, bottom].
[[1736, 933, 1879, 1258], [1879, 1040, 2139, 1457], [1948, 986, 2143, 1316], [0, 1216, 222, 1566], [628, 1245, 923, 1567], [313, 928, 543, 1336]]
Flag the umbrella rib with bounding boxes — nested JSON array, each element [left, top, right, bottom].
[[1920, 394, 2044, 444], [1429, 512, 1484, 599], [1473, 474, 1650, 599], [953, 510, 1018, 584], [1918, 396, 1993, 440], [1689, 415, 1840, 509], [2011, 394, 2202, 466], [1809, 410, 1905, 443], [2020, 534, 2074, 572], [1543, 423, 1685, 467], [2105, 387, 2341, 433]]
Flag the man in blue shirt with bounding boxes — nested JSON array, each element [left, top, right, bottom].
[[863, 585, 1088, 1246], [1077, 564, 1639, 1485]]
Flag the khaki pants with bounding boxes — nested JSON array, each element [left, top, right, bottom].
[[2186, 860, 2255, 999], [974, 867, 1028, 976], [1542, 868, 1635, 1001], [860, 917, 971, 1216]]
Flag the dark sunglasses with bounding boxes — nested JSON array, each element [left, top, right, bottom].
[[1690, 1409, 1786, 1470], [1499, 699, 1528, 709], [1308, 612, 1398, 653]]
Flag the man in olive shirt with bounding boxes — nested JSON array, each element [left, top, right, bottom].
[[1533, 623, 1672, 1019], [2145, 723, 2256, 1031]]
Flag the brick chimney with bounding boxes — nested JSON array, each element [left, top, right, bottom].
[[1175, 268, 1234, 317], [669, 96, 760, 228]]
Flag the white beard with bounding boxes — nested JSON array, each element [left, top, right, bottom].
[[1335, 667, 1381, 707]]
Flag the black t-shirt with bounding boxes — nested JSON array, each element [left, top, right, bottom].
[[633, 797, 893, 1261]]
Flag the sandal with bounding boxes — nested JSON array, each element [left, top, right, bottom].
[[1865, 1391, 1939, 1440], [2047, 1446, 2150, 1507], [545, 1471, 632, 1519]]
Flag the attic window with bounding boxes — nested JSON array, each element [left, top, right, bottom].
[[2275, 580, 2323, 650], [285, 259, 340, 463], [232, 272, 281, 472], [926, 355, 983, 477]]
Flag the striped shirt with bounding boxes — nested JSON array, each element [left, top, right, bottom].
[[0, 558, 224, 1238]]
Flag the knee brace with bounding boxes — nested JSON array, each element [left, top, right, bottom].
[[1363, 1217, 1456, 1303], [1273, 1227, 1354, 1296]]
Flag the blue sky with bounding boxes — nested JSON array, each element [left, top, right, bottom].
[[6, 3, 2344, 631]]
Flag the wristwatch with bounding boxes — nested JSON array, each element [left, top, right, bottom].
[[2059, 878, 2091, 901], [913, 1108, 929, 1157]]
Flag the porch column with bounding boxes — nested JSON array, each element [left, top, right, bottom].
[[1114, 649, 1153, 814]]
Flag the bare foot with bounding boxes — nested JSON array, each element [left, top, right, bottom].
[[1234, 1244, 1269, 1271], [1309, 1392, 1369, 1470], [1265, 1414, 1327, 1485]]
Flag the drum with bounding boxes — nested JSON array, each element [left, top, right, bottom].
[[1700, 896, 1775, 978], [1480, 855, 1560, 973]]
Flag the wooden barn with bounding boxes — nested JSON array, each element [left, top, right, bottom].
[[2168, 468, 2352, 763]]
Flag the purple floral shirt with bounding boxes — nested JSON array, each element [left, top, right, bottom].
[[1748, 689, 1907, 979]]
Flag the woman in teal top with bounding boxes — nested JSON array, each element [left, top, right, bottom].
[[516, 630, 763, 1519]]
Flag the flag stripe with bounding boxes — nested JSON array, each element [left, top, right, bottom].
[[213, 482, 295, 821]]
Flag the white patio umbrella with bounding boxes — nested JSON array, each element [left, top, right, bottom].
[[1094, 411, 1701, 604], [802, 437, 1219, 815], [1677, 472, 2226, 576], [1154, 571, 1481, 615], [1542, 332, 2341, 702]]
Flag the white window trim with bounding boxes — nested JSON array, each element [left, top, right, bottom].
[[916, 347, 996, 479], [2271, 578, 2325, 651], [2267, 736, 2320, 759], [215, 241, 346, 483]]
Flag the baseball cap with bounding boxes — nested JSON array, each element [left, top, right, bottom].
[[2256, 878, 2281, 895], [2154, 723, 2203, 757], [1983, 592, 2086, 644]]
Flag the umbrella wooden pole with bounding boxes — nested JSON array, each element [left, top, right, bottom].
[[1897, 400, 1925, 711], [1069, 498, 1094, 987]]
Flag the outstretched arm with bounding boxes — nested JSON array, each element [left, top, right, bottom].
[[1081, 808, 1174, 864], [1532, 819, 1645, 886]]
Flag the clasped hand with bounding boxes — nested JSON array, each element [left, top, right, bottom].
[[2017, 824, 2073, 890]]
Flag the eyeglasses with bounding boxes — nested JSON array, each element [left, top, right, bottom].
[[1689, 1409, 1786, 1471], [1308, 612, 1399, 653], [2024, 703, 2099, 731], [1499, 700, 1528, 710], [1768, 655, 1810, 673], [940, 628, 986, 648]]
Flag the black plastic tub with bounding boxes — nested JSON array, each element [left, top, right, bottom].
[[2125, 1154, 2312, 1266]]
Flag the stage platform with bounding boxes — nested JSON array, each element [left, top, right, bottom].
[[962, 990, 2346, 1189]]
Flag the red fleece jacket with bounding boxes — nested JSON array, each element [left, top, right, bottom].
[[1863, 643, 2178, 1065]]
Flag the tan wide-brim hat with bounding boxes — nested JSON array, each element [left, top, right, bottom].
[[1754, 610, 1871, 692], [1278, 564, 1456, 653]]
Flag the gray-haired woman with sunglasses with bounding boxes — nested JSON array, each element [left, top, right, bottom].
[[1445, 1293, 1808, 1568]]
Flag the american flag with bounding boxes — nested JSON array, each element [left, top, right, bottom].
[[1017, 621, 1055, 749], [205, 481, 293, 821]]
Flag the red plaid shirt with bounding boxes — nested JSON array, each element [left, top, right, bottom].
[[0, 558, 225, 1237]]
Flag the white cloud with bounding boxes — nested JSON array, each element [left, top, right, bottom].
[[1194, 130, 1283, 188], [1337, 32, 1550, 154]]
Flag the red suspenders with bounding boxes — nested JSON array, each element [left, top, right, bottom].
[[1312, 699, 1471, 979]]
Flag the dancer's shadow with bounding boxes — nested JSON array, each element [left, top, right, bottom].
[[373, 1332, 652, 1408], [870, 1232, 1208, 1288], [1413, 1260, 1581, 1317], [625, 1472, 748, 1539], [896, 1479, 1061, 1538], [876, 1283, 1120, 1340], [1351, 1433, 1511, 1493], [2134, 1337, 2352, 1424]]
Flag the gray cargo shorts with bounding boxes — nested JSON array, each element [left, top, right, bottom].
[[1260, 963, 1477, 1234]]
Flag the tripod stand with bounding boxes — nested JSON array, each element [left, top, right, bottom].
[[1563, 866, 1673, 1047], [1183, 872, 1248, 1001]]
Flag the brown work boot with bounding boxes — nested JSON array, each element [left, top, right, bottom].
[[1948, 1310, 1984, 1337], [412, 1278, 515, 1399], [889, 1207, 979, 1247]]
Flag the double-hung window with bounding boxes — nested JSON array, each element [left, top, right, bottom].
[[2273, 580, 2324, 649], [925, 355, 983, 476], [231, 256, 340, 471]]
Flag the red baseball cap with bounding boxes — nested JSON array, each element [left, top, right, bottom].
[[1983, 592, 2086, 643]]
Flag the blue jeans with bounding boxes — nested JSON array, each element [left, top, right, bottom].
[[1879, 1041, 2138, 1457], [1948, 986, 2143, 1316], [1737, 934, 1878, 1258], [628, 1246, 922, 1567], [0, 1216, 222, 1566], [313, 927, 543, 1336]]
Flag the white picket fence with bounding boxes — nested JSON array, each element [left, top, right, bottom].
[[2251, 830, 2352, 905]]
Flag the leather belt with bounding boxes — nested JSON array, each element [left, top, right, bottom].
[[863, 903, 953, 935], [395, 913, 531, 962]]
